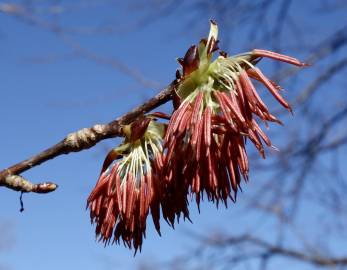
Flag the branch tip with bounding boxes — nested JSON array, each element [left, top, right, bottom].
[[1, 174, 58, 193]]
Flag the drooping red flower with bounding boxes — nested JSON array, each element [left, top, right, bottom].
[[87, 117, 166, 252], [164, 21, 307, 207], [87, 20, 308, 254]]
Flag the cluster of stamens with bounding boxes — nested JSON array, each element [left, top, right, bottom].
[[87, 118, 165, 252], [87, 21, 307, 253]]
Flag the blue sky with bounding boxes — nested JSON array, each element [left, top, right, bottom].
[[1, 1, 347, 270]]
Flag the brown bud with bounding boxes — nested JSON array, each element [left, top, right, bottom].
[[182, 45, 200, 76], [130, 117, 152, 142], [35, 182, 58, 193]]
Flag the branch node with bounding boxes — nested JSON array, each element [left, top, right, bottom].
[[65, 124, 107, 150]]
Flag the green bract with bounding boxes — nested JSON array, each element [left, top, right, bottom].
[[177, 21, 258, 108]]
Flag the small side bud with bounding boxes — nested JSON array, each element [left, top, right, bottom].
[[182, 45, 200, 76], [34, 182, 58, 193]]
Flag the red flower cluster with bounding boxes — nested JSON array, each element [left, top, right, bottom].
[[87, 21, 307, 253], [87, 117, 165, 252], [163, 21, 307, 210]]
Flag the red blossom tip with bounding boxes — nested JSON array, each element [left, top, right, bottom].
[[252, 49, 308, 67]]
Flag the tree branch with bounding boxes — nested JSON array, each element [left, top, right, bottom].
[[0, 81, 176, 193], [208, 234, 347, 267]]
